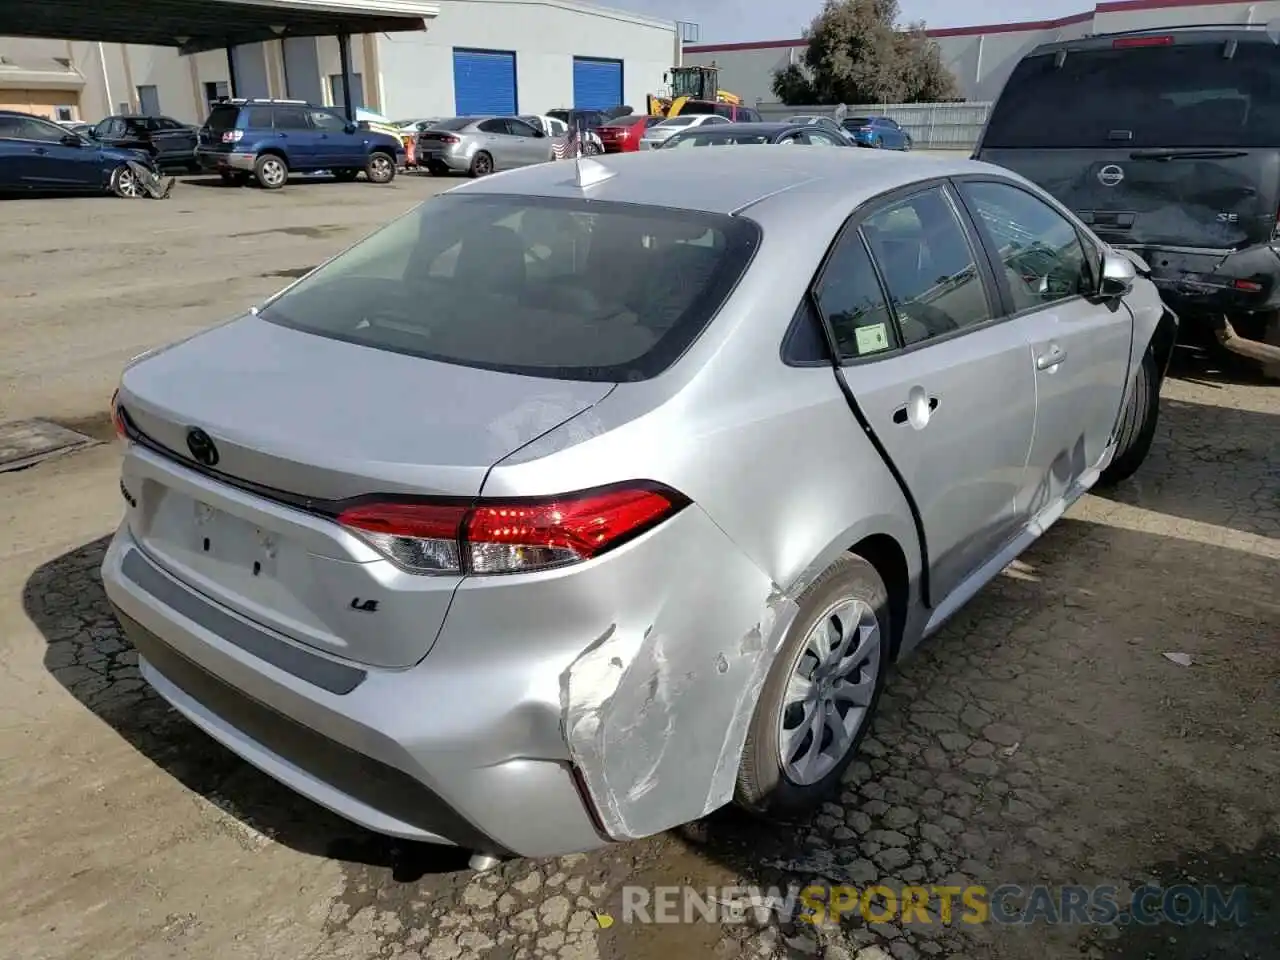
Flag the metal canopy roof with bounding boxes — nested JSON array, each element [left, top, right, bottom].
[[0, 0, 439, 55]]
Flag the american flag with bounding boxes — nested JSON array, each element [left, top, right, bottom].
[[552, 123, 582, 160]]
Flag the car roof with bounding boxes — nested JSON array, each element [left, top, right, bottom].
[[449, 144, 997, 219], [1029, 23, 1280, 56], [674, 122, 803, 135]]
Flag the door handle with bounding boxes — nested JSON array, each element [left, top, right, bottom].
[[892, 395, 939, 425], [1035, 345, 1068, 370], [33, 147, 48, 155]]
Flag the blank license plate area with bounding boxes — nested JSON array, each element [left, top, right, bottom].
[[137, 482, 329, 632]]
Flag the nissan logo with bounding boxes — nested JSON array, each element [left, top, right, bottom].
[[186, 428, 219, 467], [1098, 164, 1125, 187]]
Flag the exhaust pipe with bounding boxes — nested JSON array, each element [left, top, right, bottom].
[[1215, 315, 1280, 378]]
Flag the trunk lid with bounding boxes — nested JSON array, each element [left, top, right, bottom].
[[117, 315, 611, 668], [979, 147, 1280, 250]]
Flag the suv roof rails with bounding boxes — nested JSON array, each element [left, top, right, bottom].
[[218, 97, 311, 105], [1084, 22, 1278, 38]]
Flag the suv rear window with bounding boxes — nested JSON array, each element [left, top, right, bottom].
[[205, 105, 241, 131], [257, 194, 759, 382], [984, 39, 1280, 148]]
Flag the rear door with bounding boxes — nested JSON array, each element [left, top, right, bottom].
[[955, 178, 1132, 517], [976, 33, 1280, 258], [271, 105, 316, 169], [815, 183, 1040, 604]]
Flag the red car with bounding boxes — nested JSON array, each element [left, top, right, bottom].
[[597, 115, 663, 153]]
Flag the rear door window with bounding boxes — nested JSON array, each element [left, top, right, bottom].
[[861, 188, 993, 346], [257, 194, 761, 382], [984, 40, 1280, 148], [814, 230, 898, 360]]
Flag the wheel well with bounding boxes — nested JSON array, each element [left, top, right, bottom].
[[849, 534, 909, 661], [369, 147, 394, 157], [1151, 308, 1178, 379], [257, 148, 287, 166]]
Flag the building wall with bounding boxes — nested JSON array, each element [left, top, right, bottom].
[[685, 0, 1280, 105], [376, 0, 672, 119]]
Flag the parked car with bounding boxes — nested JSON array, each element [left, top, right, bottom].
[[416, 115, 553, 177], [787, 115, 859, 145], [596, 114, 664, 152], [103, 147, 1173, 868], [841, 115, 913, 150], [518, 114, 568, 138], [196, 98, 404, 189], [92, 114, 200, 171], [663, 121, 851, 149], [678, 102, 764, 122], [974, 23, 1280, 355], [545, 108, 609, 132], [0, 110, 159, 196], [638, 112, 731, 150]]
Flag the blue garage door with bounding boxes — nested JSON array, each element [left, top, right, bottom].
[[572, 57, 622, 111], [453, 49, 517, 116]]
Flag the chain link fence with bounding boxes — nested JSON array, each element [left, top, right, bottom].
[[755, 101, 992, 151]]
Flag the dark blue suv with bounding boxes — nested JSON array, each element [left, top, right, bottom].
[[197, 98, 404, 189]]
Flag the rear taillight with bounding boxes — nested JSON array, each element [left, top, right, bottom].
[[221, 129, 243, 143], [337, 483, 688, 575], [1234, 278, 1264, 292], [110, 390, 127, 439], [1113, 35, 1172, 48]]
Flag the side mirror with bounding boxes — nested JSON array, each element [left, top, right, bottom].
[[344, 121, 357, 134], [60, 133, 83, 147], [1099, 251, 1136, 298], [532, 129, 545, 138]]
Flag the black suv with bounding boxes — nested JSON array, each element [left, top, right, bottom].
[[975, 24, 1280, 349], [91, 115, 199, 172]]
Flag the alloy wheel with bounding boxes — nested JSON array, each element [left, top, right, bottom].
[[260, 158, 286, 187], [369, 154, 393, 182], [116, 168, 139, 198], [778, 597, 881, 785]]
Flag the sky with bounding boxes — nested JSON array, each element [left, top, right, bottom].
[[612, 0, 1092, 43]]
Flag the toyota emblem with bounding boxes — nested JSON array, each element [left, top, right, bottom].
[[1097, 164, 1125, 187], [186, 428, 220, 467]]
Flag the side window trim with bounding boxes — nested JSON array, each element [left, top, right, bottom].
[[949, 174, 1099, 320], [782, 177, 1025, 368]]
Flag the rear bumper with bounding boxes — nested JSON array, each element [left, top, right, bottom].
[[101, 527, 606, 858], [1114, 243, 1280, 323], [416, 147, 471, 173], [196, 148, 255, 172]]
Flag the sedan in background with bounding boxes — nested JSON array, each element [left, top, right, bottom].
[[638, 112, 730, 150], [101, 147, 1172, 867], [597, 114, 664, 152], [662, 121, 851, 149], [416, 115, 553, 177], [0, 110, 160, 196], [786, 115, 858, 144], [841, 115, 913, 150], [91, 114, 200, 171]]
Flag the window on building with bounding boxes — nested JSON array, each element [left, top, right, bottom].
[[55, 106, 75, 122], [136, 84, 161, 116], [329, 72, 364, 110], [203, 80, 230, 115]]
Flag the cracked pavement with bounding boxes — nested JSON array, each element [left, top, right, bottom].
[[1, 185, 1277, 960]]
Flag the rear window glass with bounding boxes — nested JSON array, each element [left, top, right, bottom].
[[257, 194, 760, 382], [431, 117, 475, 131], [205, 105, 240, 130], [845, 117, 871, 127], [668, 133, 770, 147], [985, 40, 1280, 148]]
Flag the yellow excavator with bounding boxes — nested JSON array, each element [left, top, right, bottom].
[[647, 65, 742, 119]]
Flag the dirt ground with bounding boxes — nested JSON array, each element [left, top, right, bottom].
[[0, 175, 1276, 960]]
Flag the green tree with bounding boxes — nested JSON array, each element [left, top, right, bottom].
[[771, 0, 959, 105]]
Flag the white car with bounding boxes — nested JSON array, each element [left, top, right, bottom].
[[519, 114, 569, 138], [639, 112, 732, 149]]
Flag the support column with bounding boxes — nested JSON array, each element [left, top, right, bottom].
[[225, 45, 239, 98], [337, 31, 355, 120]]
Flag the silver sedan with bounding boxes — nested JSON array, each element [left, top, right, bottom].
[[103, 148, 1173, 868], [416, 115, 554, 177]]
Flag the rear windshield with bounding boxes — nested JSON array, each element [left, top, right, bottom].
[[257, 193, 760, 382], [658, 116, 698, 128], [844, 117, 871, 127], [668, 133, 771, 147], [205, 105, 240, 131], [984, 40, 1280, 148], [429, 117, 475, 131]]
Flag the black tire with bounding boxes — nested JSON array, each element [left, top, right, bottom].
[[1099, 347, 1160, 487], [253, 153, 288, 190], [332, 168, 360, 182], [468, 151, 493, 178], [186, 160, 202, 174], [735, 554, 890, 816], [365, 151, 396, 184]]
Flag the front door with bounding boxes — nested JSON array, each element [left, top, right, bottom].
[[4, 115, 98, 188], [505, 117, 548, 164], [307, 108, 361, 167], [475, 117, 520, 169], [814, 183, 1039, 604], [955, 179, 1132, 517]]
